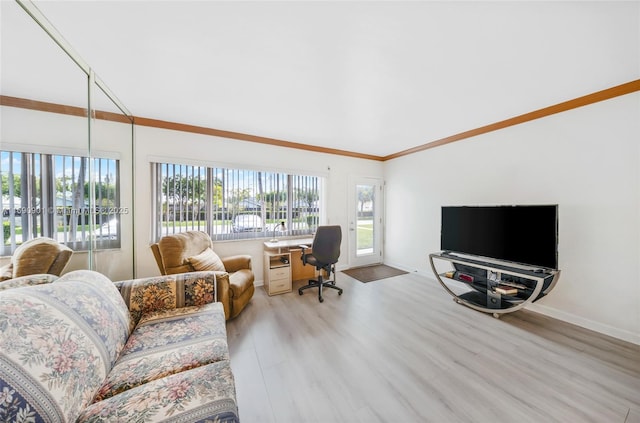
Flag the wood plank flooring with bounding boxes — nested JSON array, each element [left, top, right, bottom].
[[226, 271, 640, 423]]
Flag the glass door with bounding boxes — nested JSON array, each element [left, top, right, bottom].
[[348, 177, 383, 267]]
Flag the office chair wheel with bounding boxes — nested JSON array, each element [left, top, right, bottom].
[[319, 297, 324, 303]]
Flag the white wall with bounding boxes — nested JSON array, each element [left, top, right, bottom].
[[383, 93, 640, 344], [133, 125, 384, 282]]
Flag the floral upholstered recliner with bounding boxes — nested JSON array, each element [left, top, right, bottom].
[[0, 270, 239, 422]]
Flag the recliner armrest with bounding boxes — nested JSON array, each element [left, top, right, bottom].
[[214, 271, 232, 320], [222, 254, 252, 272]]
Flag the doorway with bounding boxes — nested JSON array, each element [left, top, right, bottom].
[[348, 177, 383, 267]]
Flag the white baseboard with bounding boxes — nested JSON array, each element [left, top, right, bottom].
[[410, 267, 640, 346], [527, 302, 640, 346], [380, 261, 417, 274]]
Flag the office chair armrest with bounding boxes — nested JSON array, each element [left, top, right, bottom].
[[298, 244, 312, 265]]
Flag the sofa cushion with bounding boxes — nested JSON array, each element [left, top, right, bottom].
[[116, 272, 216, 325], [94, 302, 229, 401], [0, 270, 131, 423], [187, 247, 226, 272], [78, 360, 239, 423]]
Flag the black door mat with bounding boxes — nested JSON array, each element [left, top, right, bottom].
[[341, 264, 408, 283]]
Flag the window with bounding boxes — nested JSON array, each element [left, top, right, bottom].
[[1, 150, 121, 255], [153, 162, 322, 241]]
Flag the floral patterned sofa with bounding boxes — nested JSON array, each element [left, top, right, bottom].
[[0, 270, 239, 422]]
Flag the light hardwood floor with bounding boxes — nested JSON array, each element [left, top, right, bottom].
[[226, 271, 640, 423]]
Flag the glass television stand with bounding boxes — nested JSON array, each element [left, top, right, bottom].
[[429, 251, 560, 318]]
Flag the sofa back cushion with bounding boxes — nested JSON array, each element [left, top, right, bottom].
[[115, 271, 217, 325], [0, 270, 131, 423]]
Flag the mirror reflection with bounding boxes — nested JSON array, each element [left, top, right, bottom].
[[1, 1, 134, 279]]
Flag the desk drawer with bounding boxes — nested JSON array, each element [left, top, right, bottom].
[[270, 267, 290, 279], [269, 277, 291, 294]]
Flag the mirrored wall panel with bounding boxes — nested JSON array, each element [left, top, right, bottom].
[[1, 0, 134, 279]]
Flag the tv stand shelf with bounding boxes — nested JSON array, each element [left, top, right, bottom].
[[429, 252, 560, 318]]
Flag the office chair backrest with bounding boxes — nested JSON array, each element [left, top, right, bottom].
[[312, 225, 342, 265]]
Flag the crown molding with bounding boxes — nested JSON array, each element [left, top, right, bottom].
[[3, 79, 638, 161], [383, 79, 640, 161]]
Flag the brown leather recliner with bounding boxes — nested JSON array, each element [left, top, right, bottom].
[[150, 231, 254, 320], [0, 237, 73, 282]]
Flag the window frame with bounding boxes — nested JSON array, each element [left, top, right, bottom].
[[152, 160, 325, 242], [1, 148, 122, 255]]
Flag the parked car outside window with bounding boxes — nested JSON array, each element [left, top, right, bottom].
[[232, 214, 265, 233], [92, 218, 118, 240]]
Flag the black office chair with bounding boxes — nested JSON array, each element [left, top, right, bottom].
[[298, 225, 343, 303]]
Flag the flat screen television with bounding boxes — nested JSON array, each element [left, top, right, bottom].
[[441, 205, 558, 270]]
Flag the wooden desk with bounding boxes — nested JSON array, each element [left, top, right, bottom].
[[263, 237, 315, 286], [263, 237, 313, 253], [290, 248, 317, 281]]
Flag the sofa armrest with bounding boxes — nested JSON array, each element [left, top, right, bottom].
[[0, 273, 59, 291], [0, 262, 13, 281], [222, 254, 252, 273], [114, 271, 217, 325]]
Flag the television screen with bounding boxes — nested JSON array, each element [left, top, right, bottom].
[[441, 205, 558, 270]]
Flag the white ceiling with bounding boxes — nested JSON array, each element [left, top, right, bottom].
[[2, 1, 638, 157]]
